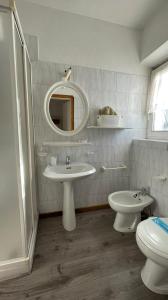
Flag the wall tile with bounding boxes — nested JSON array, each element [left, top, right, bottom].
[[130, 139, 168, 217], [31, 59, 148, 213], [25, 34, 39, 62]]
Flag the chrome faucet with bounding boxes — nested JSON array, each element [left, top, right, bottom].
[[66, 155, 71, 169], [133, 187, 150, 198], [140, 187, 150, 196]]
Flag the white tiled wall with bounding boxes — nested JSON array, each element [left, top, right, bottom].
[[25, 34, 39, 62], [26, 35, 149, 213], [130, 139, 168, 216]]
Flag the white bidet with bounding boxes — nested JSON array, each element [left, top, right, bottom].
[[108, 190, 153, 233]]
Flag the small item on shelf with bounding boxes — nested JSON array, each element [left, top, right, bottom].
[[97, 106, 122, 127], [99, 106, 117, 116], [50, 156, 57, 166]]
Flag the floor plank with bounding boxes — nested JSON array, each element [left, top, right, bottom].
[[0, 209, 167, 300]]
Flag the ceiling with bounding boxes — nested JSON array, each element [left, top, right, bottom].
[[22, 0, 166, 29]]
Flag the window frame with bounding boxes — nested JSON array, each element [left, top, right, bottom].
[[147, 62, 168, 140]]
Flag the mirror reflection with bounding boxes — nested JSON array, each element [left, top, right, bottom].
[[49, 86, 84, 131]]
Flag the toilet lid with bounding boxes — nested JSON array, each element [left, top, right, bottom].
[[137, 217, 168, 258]]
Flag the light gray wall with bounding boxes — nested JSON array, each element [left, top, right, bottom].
[[130, 139, 168, 216], [31, 60, 148, 213], [25, 34, 149, 213], [16, 0, 149, 75], [141, 0, 168, 63]]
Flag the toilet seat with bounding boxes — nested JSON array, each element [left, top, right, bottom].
[[137, 218, 168, 259]]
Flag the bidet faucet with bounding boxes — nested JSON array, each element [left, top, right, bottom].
[[135, 187, 150, 197], [140, 187, 150, 196], [66, 155, 71, 169]]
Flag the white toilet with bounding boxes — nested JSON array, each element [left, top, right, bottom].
[[108, 191, 153, 232], [136, 217, 168, 295]]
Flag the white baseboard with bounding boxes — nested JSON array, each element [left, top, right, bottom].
[[0, 218, 38, 282]]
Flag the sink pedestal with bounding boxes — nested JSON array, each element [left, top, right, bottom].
[[43, 162, 96, 231], [63, 182, 76, 231]]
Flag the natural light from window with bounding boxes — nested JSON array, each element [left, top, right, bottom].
[[150, 66, 168, 131]]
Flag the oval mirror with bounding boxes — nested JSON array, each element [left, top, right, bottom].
[[44, 81, 89, 136]]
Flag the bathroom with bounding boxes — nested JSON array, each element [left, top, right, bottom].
[[0, 0, 168, 298]]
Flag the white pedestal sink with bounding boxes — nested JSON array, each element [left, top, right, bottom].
[[43, 163, 96, 231]]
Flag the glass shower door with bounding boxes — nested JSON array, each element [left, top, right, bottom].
[[14, 20, 33, 253]]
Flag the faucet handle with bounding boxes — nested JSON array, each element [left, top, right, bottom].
[[141, 187, 150, 195], [66, 155, 71, 163], [65, 155, 71, 169]]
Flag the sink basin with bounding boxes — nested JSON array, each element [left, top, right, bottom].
[[43, 162, 96, 182], [43, 162, 96, 231]]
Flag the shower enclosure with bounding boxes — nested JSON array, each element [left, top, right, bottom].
[[0, 0, 38, 280]]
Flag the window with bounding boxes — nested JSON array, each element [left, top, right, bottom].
[[147, 62, 168, 139]]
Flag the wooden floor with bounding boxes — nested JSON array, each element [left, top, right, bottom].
[[0, 209, 167, 300]]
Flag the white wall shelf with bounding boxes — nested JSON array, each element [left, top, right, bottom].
[[42, 141, 91, 147], [87, 126, 132, 129]]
